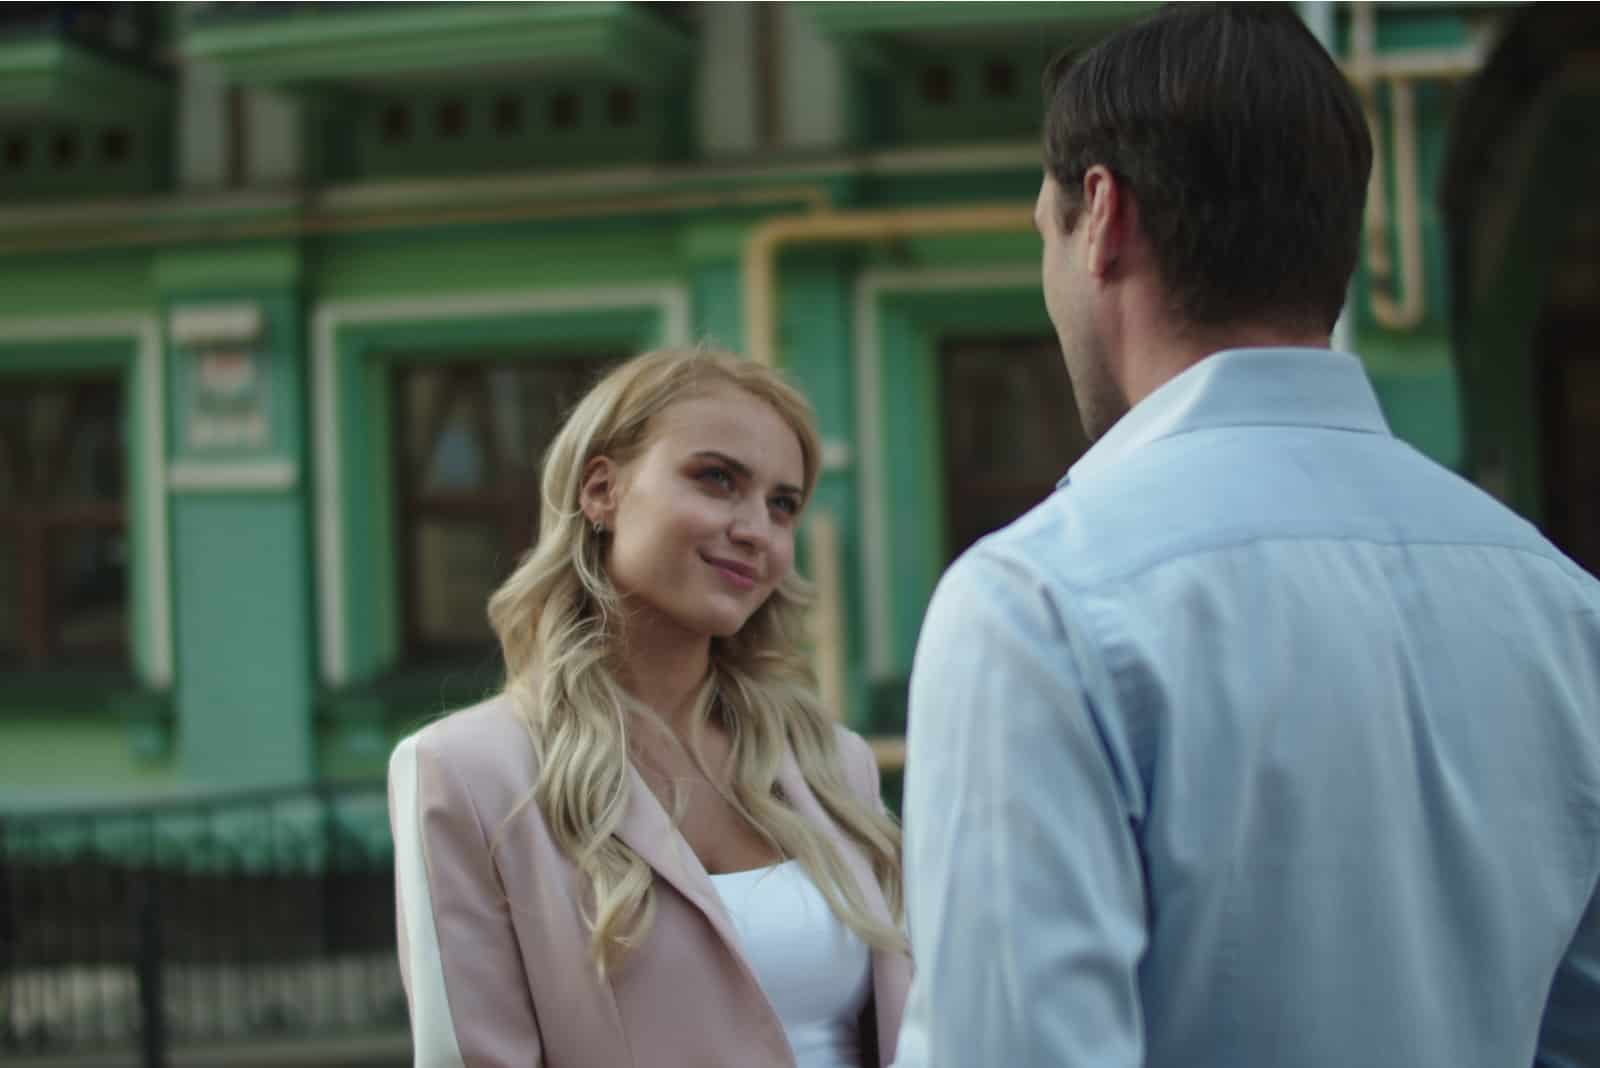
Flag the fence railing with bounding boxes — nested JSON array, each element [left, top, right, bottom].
[[0, 781, 405, 1063]]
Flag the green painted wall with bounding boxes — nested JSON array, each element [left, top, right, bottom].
[[311, 222, 686, 302], [170, 493, 315, 788], [158, 257, 318, 789], [0, 249, 151, 318]]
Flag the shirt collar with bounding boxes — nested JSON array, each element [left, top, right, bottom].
[[1061, 347, 1392, 489]]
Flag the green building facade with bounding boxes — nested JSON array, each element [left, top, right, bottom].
[[1, 1, 1594, 806]]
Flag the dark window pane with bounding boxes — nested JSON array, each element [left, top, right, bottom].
[[921, 66, 955, 105], [380, 103, 412, 144], [413, 518, 503, 650], [26, 387, 71, 494], [51, 131, 79, 168], [941, 338, 1087, 561], [436, 98, 468, 138], [984, 59, 1017, 97], [394, 357, 615, 661], [61, 387, 123, 501], [0, 427, 15, 503], [50, 526, 127, 663], [0, 522, 20, 663], [548, 92, 581, 130], [3, 134, 29, 170], [100, 127, 131, 164], [607, 87, 638, 127], [0, 375, 127, 670], [494, 95, 523, 136]]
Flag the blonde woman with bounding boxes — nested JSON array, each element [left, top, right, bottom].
[[387, 348, 910, 1068]]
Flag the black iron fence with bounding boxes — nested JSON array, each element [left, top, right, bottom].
[[0, 782, 406, 1064]]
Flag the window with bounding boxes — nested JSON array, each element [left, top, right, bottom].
[[0, 376, 128, 669], [940, 338, 1087, 562], [392, 357, 617, 662]]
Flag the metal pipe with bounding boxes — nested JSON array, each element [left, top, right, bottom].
[[0, 184, 835, 258], [742, 201, 1036, 366], [1369, 79, 1427, 330], [1347, 0, 1484, 332], [805, 509, 846, 722]]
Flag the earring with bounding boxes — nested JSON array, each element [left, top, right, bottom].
[[593, 518, 605, 535]]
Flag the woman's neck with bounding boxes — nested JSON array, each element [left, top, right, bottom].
[[615, 601, 712, 733]]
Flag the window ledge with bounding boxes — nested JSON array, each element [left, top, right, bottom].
[[0, 670, 172, 761]]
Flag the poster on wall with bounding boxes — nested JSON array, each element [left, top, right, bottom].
[[170, 303, 272, 456], [188, 347, 270, 451]]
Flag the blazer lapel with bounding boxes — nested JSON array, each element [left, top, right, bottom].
[[611, 762, 746, 953], [776, 752, 911, 1068], [610, 766, 798, 1066], [612, 751, 908, 1068]]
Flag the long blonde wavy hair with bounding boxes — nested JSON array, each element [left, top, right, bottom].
[[487, 346, 905, 976]]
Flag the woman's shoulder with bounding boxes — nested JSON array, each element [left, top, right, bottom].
[[826, 722, 880, 802], [390, 693, 540, 814]]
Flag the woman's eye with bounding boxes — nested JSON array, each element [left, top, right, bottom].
[[771, 495, 800, 517], [699, 467, 735, 492]]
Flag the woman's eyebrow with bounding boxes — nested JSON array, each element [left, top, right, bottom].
[[692, 450, 802, 498]]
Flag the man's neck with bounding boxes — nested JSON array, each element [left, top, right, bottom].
[[1121, 320, 1331, 408]]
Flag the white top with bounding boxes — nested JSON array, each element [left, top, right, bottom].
[[709, 860, 870, 1068]]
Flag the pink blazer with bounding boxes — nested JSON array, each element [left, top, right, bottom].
[[388, 696, 912, 1068]]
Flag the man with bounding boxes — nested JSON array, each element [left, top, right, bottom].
[[895, 6, 1600, 1067]]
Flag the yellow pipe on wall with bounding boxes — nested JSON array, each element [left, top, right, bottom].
[[0, 184, 836, 258], [742, 201, 1036, 367], [805, 509, 847, 724], [1346, 1, 1484, 332], [1367, 79, 1427, 330]]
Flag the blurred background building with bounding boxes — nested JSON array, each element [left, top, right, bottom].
[[0, 1, 1595, 1062]]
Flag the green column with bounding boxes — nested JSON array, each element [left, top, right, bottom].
[[684, 222, 749, 351], [157, 243, 316, 788]]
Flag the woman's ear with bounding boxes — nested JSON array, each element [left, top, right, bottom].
[[580, 455, 618, 530]]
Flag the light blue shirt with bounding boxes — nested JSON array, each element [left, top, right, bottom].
[[896, 349, 1600, 1068]]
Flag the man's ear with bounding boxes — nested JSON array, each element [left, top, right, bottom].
[[1081, 164, 1130, 280], [580, 455, 620, 530]]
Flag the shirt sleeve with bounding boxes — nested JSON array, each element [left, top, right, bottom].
[[389, 733, 544, 1068], [1537, 875, 1600, 1067], [892, 549, 1148, 1068]]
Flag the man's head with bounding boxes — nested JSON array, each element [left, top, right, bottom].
[[1038, 3, 1372, 440]]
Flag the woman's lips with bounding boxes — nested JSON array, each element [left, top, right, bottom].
[[703, 553, 758, 590]]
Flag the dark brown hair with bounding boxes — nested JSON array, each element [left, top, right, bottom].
[[1044, 3, 1372, 333]]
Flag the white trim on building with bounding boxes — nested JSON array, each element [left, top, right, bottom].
[[168, 459, 299, 493]]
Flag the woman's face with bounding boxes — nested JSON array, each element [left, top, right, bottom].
[[590, 384, 807, 642]]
